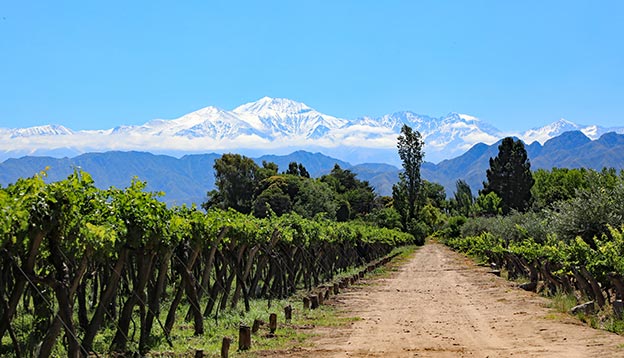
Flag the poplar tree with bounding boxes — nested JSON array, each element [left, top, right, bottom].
[[393, 124, 425, 229]]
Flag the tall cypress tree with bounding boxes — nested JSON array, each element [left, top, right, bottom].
[[481, 137, 534, 214]]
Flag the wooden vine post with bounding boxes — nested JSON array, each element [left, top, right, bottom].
[[284, 305, 292, 321], [310, 295, 319, 309], [269, 313, 277, 334], [239, 325, 251, 351], [221, 337, 232, 358], [252, 319, 263, 333]]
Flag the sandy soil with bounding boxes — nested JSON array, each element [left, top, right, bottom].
[[263, 242, 624, 357]]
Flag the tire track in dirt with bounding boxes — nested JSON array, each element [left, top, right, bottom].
[[266, 242, 624, 357]]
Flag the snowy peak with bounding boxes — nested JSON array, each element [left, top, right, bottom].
[[3, 97, 624, 165], [353, 111, 439, 132], [234, 97, 347, 139], [519, 118, 624, 144], [521, 118, 580, 144], [457, 113, 480, 122], [233, 97, 313, 116], [6, 124, 73, 137]]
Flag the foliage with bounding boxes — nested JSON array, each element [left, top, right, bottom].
[[320, 164, 376, 219], [420, 180, 446, 209], [284, 161, 310, 178], [393, 125, 424, 228], [0, 170, 416, 356], [531, 167, 590, 210], [440, 215, 467, 239], [208, 153, 260, 213], [207, 156, 376, 221], [253, 184, 292, 217], [367, 207, 403, 230], [292, 178, 338, 219], [450, 179, 474, 217], [481, 137, 534, 214], [548, 174, 624, 248], [474, 191, 503, 217]]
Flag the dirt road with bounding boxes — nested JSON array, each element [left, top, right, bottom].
[[272, 242, 624, 357]]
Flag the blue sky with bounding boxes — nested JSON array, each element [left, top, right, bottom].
[[1, 1, 622, 131]]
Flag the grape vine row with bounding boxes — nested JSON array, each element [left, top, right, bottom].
[[0, 170, 414, 356]]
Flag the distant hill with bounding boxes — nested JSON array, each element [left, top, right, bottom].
[[0, 152, 221, 205], [0, 151, 376, 205], [2, 131, 624, 204]]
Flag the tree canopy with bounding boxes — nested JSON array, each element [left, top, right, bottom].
[[393, 124, 425, 229], [481, 137, 534, 214]]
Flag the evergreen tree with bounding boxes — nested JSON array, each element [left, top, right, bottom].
[[284, 161, 310, 178], [481, 137, 534, 214], [298, 163, 310, 178], [285, 162, 300, 176]]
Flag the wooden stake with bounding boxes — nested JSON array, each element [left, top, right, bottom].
[[221, 337, 231, 358], [195, 349, 204, 358], [303, 296, 310, 309], [269, 313, 277, 334], [333, 283, 340, 295], [310, 295, 319, 309], [284, 305, 292, 321], [252, 319, 262, 333], [239, 325, 251, 351]]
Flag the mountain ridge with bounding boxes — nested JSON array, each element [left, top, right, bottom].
[[2, 97, 623, 164], [2, 130, 624, 205]]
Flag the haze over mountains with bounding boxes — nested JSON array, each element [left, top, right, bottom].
[[2, 97, 623, 164]]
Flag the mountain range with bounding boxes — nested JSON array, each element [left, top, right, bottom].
[[1, 131, 624, 205], [2, 97, 623, 165]]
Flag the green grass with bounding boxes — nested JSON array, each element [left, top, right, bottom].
[[547, 291, 579, 314], [144, 247, 414, 357]]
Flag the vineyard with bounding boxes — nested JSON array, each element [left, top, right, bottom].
[[444, 224, 624, 317], [0, 170, 415, 357], [442, 167, 624, 321]]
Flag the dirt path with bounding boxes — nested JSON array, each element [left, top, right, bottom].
[[270, 242, 624, 357]]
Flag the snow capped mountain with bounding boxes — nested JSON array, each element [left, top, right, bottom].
[[520, 119, 582, 144], [233, 97, 348, 140], [350, 111, 502, 161], [111, 106, 260, 139], [2, 97, 623, 164], [519, 118, 624, 144], [2, 124, 73, 137], [354, 111, 438, 132], [426, 113, 501, 153]]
